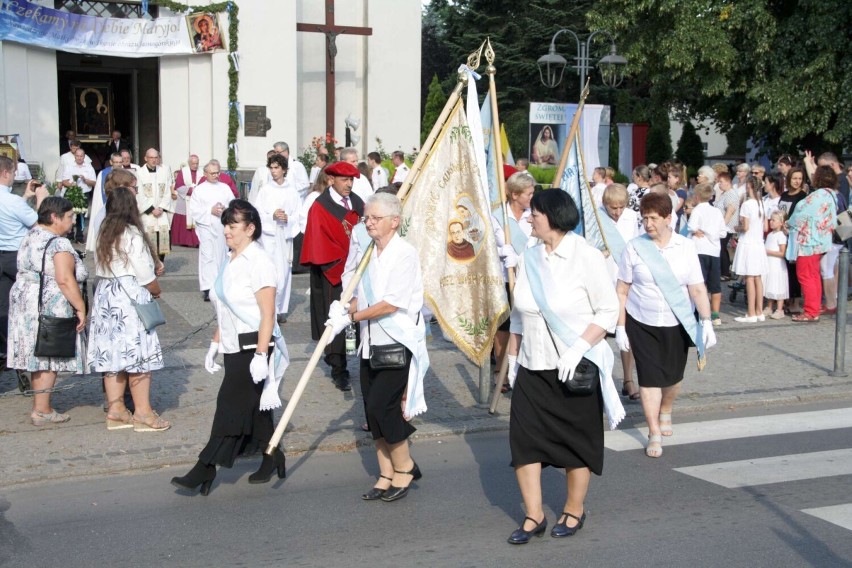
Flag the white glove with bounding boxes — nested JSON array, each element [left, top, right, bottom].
[[701, 320, 717, 350], [507, 354, 519, 388], [615, 326, 630, 352], [250, 353, 269, 383], [327, 299, 347, 320], [204, 342, 221, 374], [557, 338, 591, 383], [502, 247, 518, 269], [325, 312, 351, 337]]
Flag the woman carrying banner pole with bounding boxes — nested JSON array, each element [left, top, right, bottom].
[[615, 193, 717, 458]]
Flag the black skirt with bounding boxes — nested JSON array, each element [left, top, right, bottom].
[[198, 350, 274, 468], [360, 355, 416, 445], [626, 312, 691, 388], [509, 366, 604, 475]]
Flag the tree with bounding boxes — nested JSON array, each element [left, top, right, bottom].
[[588, 0, 852, 153], [676, 122, 705, 171], [422, 75, 447, 144], [646, 110, 672, 165]]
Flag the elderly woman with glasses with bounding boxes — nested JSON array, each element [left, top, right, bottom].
[[326, 192, 429, 503]]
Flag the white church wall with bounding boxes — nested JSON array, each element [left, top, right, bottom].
[[0, 41, 59, 180]]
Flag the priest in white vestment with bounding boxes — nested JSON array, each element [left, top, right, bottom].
[[136, 148, 173, 259], [275, 141, 310, 200], [254, 155, 302, 321], [249, 149, 277, 205], [189, 160, 234, 300]]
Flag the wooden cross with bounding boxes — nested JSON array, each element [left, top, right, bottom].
[[297, 0, 372, 139]]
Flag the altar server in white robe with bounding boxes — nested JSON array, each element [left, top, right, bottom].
[[254, 155, 302, 322], [190, 161, 234, 301]]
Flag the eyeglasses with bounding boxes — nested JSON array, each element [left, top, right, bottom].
[[751, 171, 761, 175], [364, 215, 391, 224], [208, 171, 220, 175]]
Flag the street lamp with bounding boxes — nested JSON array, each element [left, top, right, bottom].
[[537, 29, 627, 97]]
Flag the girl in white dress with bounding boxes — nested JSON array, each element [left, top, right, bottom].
[[733, 177, 768, 322], [763, 211, 789, 319]]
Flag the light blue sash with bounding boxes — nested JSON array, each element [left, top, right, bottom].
[[522, 244, 624, 429], [630, 235, 706, 364], [597, 208, 626, 265], [213, 255, 290, 407], [493, 209, 530, 254], [359, 236, 429, 418]]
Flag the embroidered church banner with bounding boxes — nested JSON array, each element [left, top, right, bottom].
[[400, 99, 508, 365], [0, 0, 222, 57]]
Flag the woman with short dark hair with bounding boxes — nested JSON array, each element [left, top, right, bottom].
[[172, 199, 288, 495], [504, 189, 623, 544], [616, 193, 716, 458], [8, 196, 87, 425]]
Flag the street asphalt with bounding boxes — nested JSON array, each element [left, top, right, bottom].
[[1, 245, 851, 488]]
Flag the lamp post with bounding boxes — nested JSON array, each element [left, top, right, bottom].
[[538, 29, 627, 98]]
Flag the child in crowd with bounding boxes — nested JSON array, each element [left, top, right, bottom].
[[688, 183, 728, 325], [733, 176, 769, 323], [763, 210, 789, 319]]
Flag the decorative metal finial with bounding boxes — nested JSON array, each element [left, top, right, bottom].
[[485, 38, 496, 75], [466, 40, 486, 70]]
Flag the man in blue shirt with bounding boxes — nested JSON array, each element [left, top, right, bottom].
[[0, 155, 49, 368]]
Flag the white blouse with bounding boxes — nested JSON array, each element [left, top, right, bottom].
[[210, 241, 277, 354], [342, 232, 424, 358], [618, 233, 705, 327], [95, 227, 156, 285], [509, 233, 618, 370]]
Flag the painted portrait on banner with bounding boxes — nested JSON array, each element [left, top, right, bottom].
[[530, 124, 559, 167], [72, 84, 113, 142], [186, 13, 225, 53]]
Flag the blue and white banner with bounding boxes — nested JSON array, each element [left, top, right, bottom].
[[480, 92, 501, 211], [559, 132, 605, 253], [0, 0, 222, 57]]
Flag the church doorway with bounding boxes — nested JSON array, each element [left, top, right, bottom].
[[57, 52, 160, 171]]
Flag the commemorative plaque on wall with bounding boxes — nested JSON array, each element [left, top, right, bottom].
[[244, 105, 271, 137]]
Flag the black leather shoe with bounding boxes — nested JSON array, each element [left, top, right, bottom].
[[248, 447, 286, 484], [361, 475, 392, 500], [171, 461, 216, 496], [508, 516, 547, 544], [333, 375, 352, 391], [380, 461, 422, 502], [551, 511, 585, 538], [202, 290, 210, 302]]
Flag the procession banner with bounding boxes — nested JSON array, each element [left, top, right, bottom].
[[500, 124, 515, 166], [401, 99, 509, 365], [528, 102, 569, 168], [0, 0, 224, 57], [559, 132, 607, 254], [480, 92, 500, 211]]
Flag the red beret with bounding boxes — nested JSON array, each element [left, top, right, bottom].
[[325, 161, 361, 178], [503, 164, 518, 181]]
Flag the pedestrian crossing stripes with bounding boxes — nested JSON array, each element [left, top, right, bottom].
[[604, 408, 852, 451], [802, 504, 852, 532], [673, 448, 852, 488]]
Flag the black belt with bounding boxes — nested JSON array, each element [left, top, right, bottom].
[[0, 250, 18, 254]]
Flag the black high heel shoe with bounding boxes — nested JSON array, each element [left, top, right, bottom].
[[171, 461, 216, 496], [551, 510, 586, 538], [248, 447, 286, 484], [361, 474, 393, 500], [507, 516, 547, 545], [380, 461, 422, 502]]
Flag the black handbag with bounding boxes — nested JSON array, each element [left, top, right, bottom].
[[34, 237, 79, 359], [366, 314, 416, 370], [237, 331, 274, 352], [542, 314, 597, 396]]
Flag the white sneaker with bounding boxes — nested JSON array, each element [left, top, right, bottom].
[[734, 315, 758, 323], [756, 314, 766, 322]]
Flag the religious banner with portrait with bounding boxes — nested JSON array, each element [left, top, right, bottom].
[[71, 83, 113, 142], [0, 0, 221, 57], [401, 99, 508, 365]]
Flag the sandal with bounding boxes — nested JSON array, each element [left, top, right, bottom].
[[646, 434, 663, 458], [31, 410, 70, 427], [621, 380, 641, 400], [133, 411, 171, 432], [106, 408, 134, 430], [791, 313, 819, 323], [659, 413, 673, 437]]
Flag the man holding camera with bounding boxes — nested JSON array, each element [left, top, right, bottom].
[[0, 156, 49, 374]]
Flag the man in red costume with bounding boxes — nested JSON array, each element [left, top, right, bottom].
[[301, 161, 365, 391]]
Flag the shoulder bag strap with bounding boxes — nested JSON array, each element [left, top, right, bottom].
[[38, 236, 60, 315]]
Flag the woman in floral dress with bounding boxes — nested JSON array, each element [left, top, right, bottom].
[[88, 187, 170, 432], [8, 197, 87, 426]]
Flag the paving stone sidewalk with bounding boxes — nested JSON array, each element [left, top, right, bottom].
[[1, 247, 850, 487]]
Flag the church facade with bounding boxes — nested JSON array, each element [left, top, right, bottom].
[[0, 0, 421, 179]]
